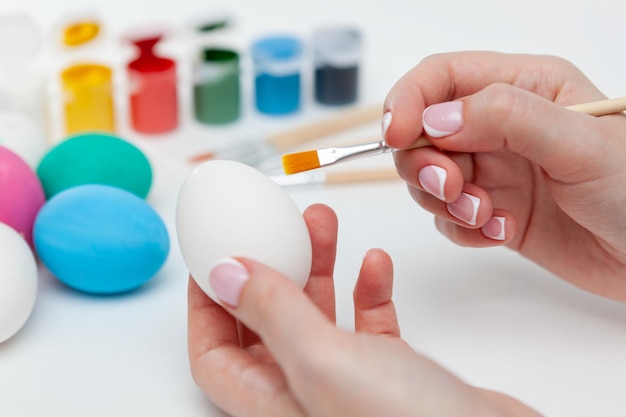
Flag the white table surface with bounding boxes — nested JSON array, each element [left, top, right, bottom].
[[2, 1, 626, 416]]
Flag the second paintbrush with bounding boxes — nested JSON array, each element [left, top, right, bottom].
[[281, 96, 626, 175]]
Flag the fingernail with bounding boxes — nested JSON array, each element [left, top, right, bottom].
[[447, 192, 480, 225], [208, 258, 249, 307], [422, 101, 463, 138], [482, 216, 506, 240], [382, 111, 392, 140], [418, 165, 447, 200]]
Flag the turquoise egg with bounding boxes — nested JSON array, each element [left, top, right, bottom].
[[36, 132, 152, 199], [33, 184, 169, 294]]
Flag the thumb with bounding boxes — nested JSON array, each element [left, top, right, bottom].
[[208, 257, 335, 368], [422, 84, 614, 181]]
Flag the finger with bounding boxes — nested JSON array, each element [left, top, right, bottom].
[[186, 280, 261, 360], [423, 83, 614, 183], [188, 275, 238, 360], [353, 249, 400, 337], [394, 146, 466, 203], [383, 51, 600, 149], [302, 203, 338, 322], [237, 203, 339, 350], [407, 181, 494, 229], [208, 257, 338, 375], [237, 321, 264, 354], [188, 277, 305, 417], [434, 209, 517, 247], [383, 51, 528, 149]]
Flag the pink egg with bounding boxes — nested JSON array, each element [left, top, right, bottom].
[[0, 145, 45, 247]]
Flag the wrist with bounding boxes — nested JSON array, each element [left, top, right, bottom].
[[474, 387, 544, 417]]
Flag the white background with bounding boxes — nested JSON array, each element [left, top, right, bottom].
[[2, 0, 626, 416]]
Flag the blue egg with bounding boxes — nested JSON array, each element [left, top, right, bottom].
[[33, 184, 170, 294]]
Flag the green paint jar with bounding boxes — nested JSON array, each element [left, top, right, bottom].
[[193, 48, 240, 125]]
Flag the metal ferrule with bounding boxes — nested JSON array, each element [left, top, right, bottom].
[[317, 140, 390, 166]]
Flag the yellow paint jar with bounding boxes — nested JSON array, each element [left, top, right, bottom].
[[62, 21, 100, 47], [61, 63, 115, 135]]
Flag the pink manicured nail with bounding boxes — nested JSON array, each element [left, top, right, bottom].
[[422, 101, 463, 138], [208, 258, 249, 307], [418, 165, 447, 200], [482, 216, 506, 240], [447, 192, 480, 225], [381, 111, 392, 140]]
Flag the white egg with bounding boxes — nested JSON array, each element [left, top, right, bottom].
[[0, 222, 38, 343], [176, 160, 312, 303]]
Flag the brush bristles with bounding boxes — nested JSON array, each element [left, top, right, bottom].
[[282, 150, 321, 175]]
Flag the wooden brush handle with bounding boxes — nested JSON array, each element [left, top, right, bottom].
[[407, 136, 433, 150], [566, 96, 626, 116], [325, 168, 400, 184], [266, 105, 381, 151]]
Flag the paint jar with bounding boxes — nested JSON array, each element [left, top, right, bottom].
[[61, 63, 115, 135], [62, 19, 100, 47], [127, 31, 178, 134], [193, 47, 240, 125], [251, 35, 302, 115], [312, 27, 362, 106], [0, 12, 47, 130], [192, 14, 231, 34]]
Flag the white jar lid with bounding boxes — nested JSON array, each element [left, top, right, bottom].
[[0, 12, 41, 65]]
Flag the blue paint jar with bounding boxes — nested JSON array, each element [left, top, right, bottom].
[[251, 35, 302, 115]]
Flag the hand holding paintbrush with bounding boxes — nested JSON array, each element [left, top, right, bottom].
[[281, 96, 626, 175]]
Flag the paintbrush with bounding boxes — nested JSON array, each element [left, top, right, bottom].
[[282, 96, 626, 175], [271, 167, 400, 187], [189, 104, 382, 167]]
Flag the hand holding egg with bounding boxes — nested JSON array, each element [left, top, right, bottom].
[[176, 160, 312, 303]]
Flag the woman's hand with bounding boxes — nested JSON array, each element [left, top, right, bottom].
[[384, 51, 626, 301], [188, 203, 540, 417]]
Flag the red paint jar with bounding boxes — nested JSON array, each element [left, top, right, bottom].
[[127, 32, 178, 134]]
